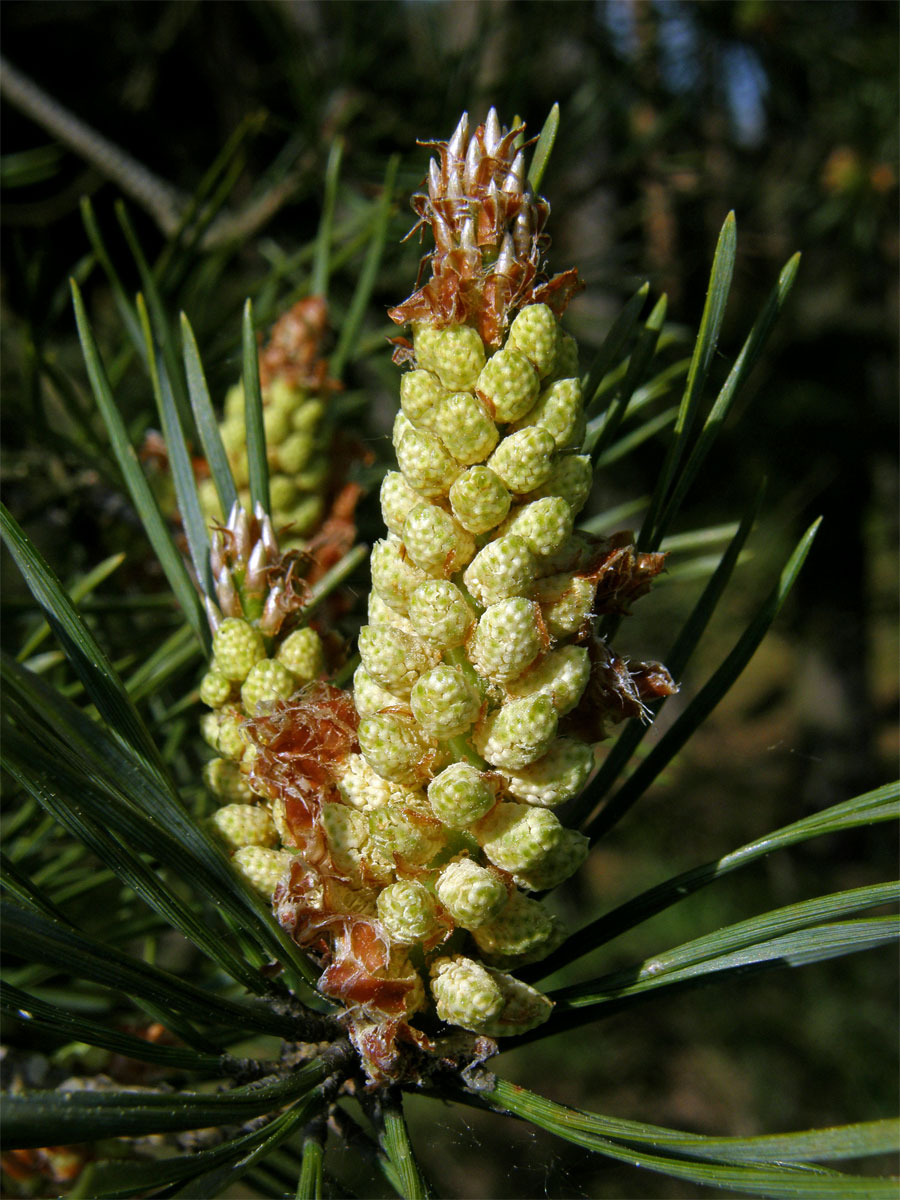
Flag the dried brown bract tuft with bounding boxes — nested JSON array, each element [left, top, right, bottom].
[[564, 639, 678, 742], [578, 531, 669, 617], [258, 296, 341, 393], [389, 108, 583, 348], [244, 682, 360, 807]]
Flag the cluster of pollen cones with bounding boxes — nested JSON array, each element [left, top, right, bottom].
[[196, 109, 675, 1085]]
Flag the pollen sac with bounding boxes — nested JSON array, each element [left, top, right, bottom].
[[241, 659, 297, 715], [554, 331, 579, 379], [506, 645, 591, 716], [334, 753, 426, 813], [380, 471, 425, 535], [412, 323, 443, 373], [286, 391, 321, 429], [498, 496, 574, 559], [232, 846, 295, 898], [262, 398, 292, 446], [463, 535, 538, 607], [322, 802, 376, 882], [295, 456, 329, 493], [209, 707, 247, 761], [470, 889, 565, 965], [267, 797, 293, 848], [403, 503, 475, 575], [449, 465, 512, 533], [474, 694, 558, 770], [213, 618, 267, 683], [358, 712, 434, 785], [210, 803, 278, 851], [203, 756, 255, 803], [506, 304, 560, 379], [531, 572, 596, 638], [525, 453, 592, 514], [476, 347, 540, 422], [291, 396, 325, 434], [270, 473, 299, 514], [427, 762, 498, 828], [276, 627, 325, 684], [512, 826, 590, 891], [393, 411, 414, 446], [487, 426, 556, 494], [400, 369, 447, 430], [276, 429, 315, 475], [377, 879, 441, 943], [395, 426, 463, 498], [198, 478, 223, 523], [199, 667, 234, 708], [283, 494, 325, 537], [513, 377, 585, 450], [223, 382, 246, 423], [469, 597, 545, 683], [474, 970, 554, 1037], [370, 538, 430, 614], [504, 738, 595, 808], [358, 624, 435, 699], [368, 591, 416, 634], [434, 391, 499, 465], [407, 580, 475, 649], [394, 954, 429, 1016], [200, 711, 222, 751], [430, 955, 504, 1030], [474, 801, 565, 873], [435, 858, 507, 927], [410, 664, 481, 739], [368, 798, 445, 865], [531, 535, 587, 579], [352, 664, 404, 717], [429, 325, 487, 391]]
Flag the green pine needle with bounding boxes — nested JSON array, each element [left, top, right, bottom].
[[242, 296, 270, 515]]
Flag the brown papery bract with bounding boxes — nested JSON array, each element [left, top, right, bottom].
[[579, 531, 669, 615], [388, 110, 583, 348], [258, 296, 341, 392]]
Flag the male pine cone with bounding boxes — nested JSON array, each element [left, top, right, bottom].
[[207, 110, 675, 1079], [353, 109, 673, 1042], [200, 297, 344, 549]]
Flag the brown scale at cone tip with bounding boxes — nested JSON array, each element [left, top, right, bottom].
[[257, 296, 341, 393], [389, 108, 583, 348]]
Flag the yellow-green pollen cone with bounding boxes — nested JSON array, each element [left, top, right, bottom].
[[345, 109, 673, 1048], [207, 110, 676, 1086], [198, 298, 343, 549]]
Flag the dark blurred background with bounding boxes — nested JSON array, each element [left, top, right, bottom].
[[1, 2, 897, 1196]]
